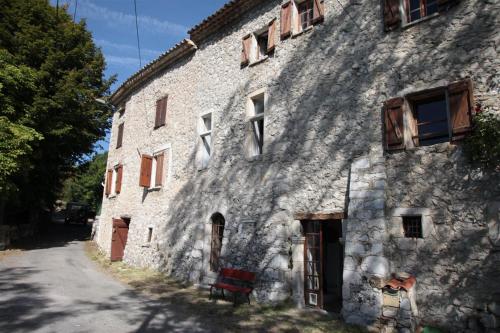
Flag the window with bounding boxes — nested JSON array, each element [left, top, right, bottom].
[[280, 0, 324, 39], [241, 19, 276, 66], [147, 227, 153, 243], [402, 216, 423, 238], [199, 113, 212, 169], [383, 79, 473, 151], [155, 96, 168, 128], [405, 0, 438, 23], [209, 213, 225, 272], [116, 123, 124, 149], [245, 92, 265, 157], [105, 164, 123, 197], [139, 148, 169, 189], [298, 0, 314, 30]]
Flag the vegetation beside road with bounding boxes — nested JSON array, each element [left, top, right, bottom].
[[85, 241, 364, 333]]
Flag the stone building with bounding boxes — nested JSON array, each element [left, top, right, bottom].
[[96, 0, 500, 331]]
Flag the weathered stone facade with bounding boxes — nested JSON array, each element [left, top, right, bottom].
[[97, 0, 500, 331]]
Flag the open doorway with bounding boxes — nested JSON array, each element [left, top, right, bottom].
[[302, 219, 343, 312]]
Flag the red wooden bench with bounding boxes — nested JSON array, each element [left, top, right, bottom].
[[209, 268, 256, 304]]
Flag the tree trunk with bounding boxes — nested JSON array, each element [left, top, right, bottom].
[[0, 199, 5, 226]]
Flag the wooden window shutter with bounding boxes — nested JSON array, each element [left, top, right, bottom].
[[448, 79, 473, 140], [383, 0, 401, 31], [116, 123, 124, 148], [161, 96, 167, 126], [280, 2, 292, 40], [155, 99, 162, 127], [155, 97, 167, 128], [115, 165, 123, 194], [139, 155, 153, 187], [241, 35, 251, 66], [384, 97, 405, 150], [105, 169, 113, 196], [267, 19, 277, 54], [312, 0, 325, 24], [155, 153, 164, 187]]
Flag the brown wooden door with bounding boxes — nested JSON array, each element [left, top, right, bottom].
[[111, 218, 129, 261], [303, 221, 323, 308]]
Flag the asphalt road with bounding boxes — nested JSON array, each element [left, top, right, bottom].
[[0, 222, 211, 333]]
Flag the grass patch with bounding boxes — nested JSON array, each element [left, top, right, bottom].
[[85, 241, 365, 333]]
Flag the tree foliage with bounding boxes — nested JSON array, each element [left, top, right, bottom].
[[465, 111, 500, 170], [0, 0, 114, 223], [61, 152, 107, 213]]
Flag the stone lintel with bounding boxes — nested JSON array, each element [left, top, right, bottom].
[[293, 211, 346, 220]]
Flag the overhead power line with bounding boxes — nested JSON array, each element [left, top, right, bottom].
[[133, 0, 143, 68]]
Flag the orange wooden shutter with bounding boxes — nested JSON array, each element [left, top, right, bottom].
[[139, 155, 153, 187], [116, 123, 124, 148], [384, 97, 405, 150], [155, 153, 164, 187], [115, 165, 123, 194], [383, 0, 401, 31], [241, 35, 251, 66], [267, 19, 277, 54], [280, 2, 292, 40], [312, 0, 325, 24], [105, 169, 113, 196], [448, 79, 473, 140]]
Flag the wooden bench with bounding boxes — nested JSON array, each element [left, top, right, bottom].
[[209, 268, 256, 304]]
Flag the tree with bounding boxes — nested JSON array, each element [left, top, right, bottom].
[[61, 152, 108, 213], [0, 0, 114, 226]]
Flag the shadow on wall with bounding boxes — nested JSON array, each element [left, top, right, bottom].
[[148, 0, 497, 319]]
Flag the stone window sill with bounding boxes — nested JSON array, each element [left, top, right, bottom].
[[246, 154, 263, 162], [292, 25, 314, 38], [401, 13, 439, 29], [141, 244, 151, 248], [108, 194, 117, 199], [147, 186, 162, 192], [249, 56, 268, 67]]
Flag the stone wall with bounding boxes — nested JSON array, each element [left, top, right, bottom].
[[96, 0, 500, 330]]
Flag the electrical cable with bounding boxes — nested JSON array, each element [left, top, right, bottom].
[[74, 0, 78, 21], [133, 0, 143, 68]]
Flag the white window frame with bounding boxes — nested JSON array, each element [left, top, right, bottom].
[[248, 27, 269, 66], [291, 0, 316, 36], [245, 89, 267, 158], [149, 144, 172, 190], [109, 163, 121, 197], [199, 112, 212, 170]]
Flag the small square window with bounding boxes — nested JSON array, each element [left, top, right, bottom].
[[403, 216, 423, 238]]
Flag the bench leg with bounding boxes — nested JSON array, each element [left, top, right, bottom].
[[246, 293, 251, 305]]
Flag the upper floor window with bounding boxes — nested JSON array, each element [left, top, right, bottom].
[[105, 164, 123, 197], [245, 91, 266, 157], [199, 113, 212, 169], [116, 123, 124, 149], [241, 19, 276, 67], [280, 0, 324, 39], [383, 0, 459, 31], [383, 79, 474, 151], [406, 0, 438, 23], [139, 148, 170, 189], [155, 96, 168, 128]]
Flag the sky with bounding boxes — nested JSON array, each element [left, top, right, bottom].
[[49, 0, 229, 153]]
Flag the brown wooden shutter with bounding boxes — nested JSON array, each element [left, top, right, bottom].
[[267, 19, 277, 54], [241, 35, 251, 66], [115, 165, 123, 194], [281, 2, 292, 40], [116, 123, 124, 148], [161, 96, 167, 126], [155, 97, 168, 128], [155, 99, 162, 127], [384, 97, 405, 150], [139, 155, 153, 187], [312, 0, 325, 24], [383, 0, 401, 31], [155, 153, 164, 187], [105, 169, 113, 196], [448, 79, 473, 140]]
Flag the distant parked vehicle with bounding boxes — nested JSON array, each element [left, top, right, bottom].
[[65, 202, 90, 226]]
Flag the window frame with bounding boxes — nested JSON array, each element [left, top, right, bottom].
[[399, 0, 440, 27], [199, 112, 212, 170], [402, 215, 423, 238], [107, 163, 122, 197], [245, 89, 267, 158]]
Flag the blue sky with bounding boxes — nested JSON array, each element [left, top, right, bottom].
[[50, 0, 228, 153]]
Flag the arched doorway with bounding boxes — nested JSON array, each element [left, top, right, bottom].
[[209, 213, 225, 272]]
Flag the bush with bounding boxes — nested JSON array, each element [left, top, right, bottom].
[[465, 110, 500, 170]]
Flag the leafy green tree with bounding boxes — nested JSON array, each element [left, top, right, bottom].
[[0, 0, 114, 225], [465, 111, 500, 170], [61, 152, 108, 213]]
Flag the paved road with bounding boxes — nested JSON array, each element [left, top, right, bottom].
[[0, 222, 210, 333]]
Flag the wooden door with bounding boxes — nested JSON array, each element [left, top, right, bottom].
[[111, 218, 129, 261], [303, 221, 323, 308]]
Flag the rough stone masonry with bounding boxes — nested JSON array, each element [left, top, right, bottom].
[[96, 0, 500, 331]]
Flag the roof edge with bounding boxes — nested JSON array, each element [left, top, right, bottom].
[[110, 39, 197, 106]]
